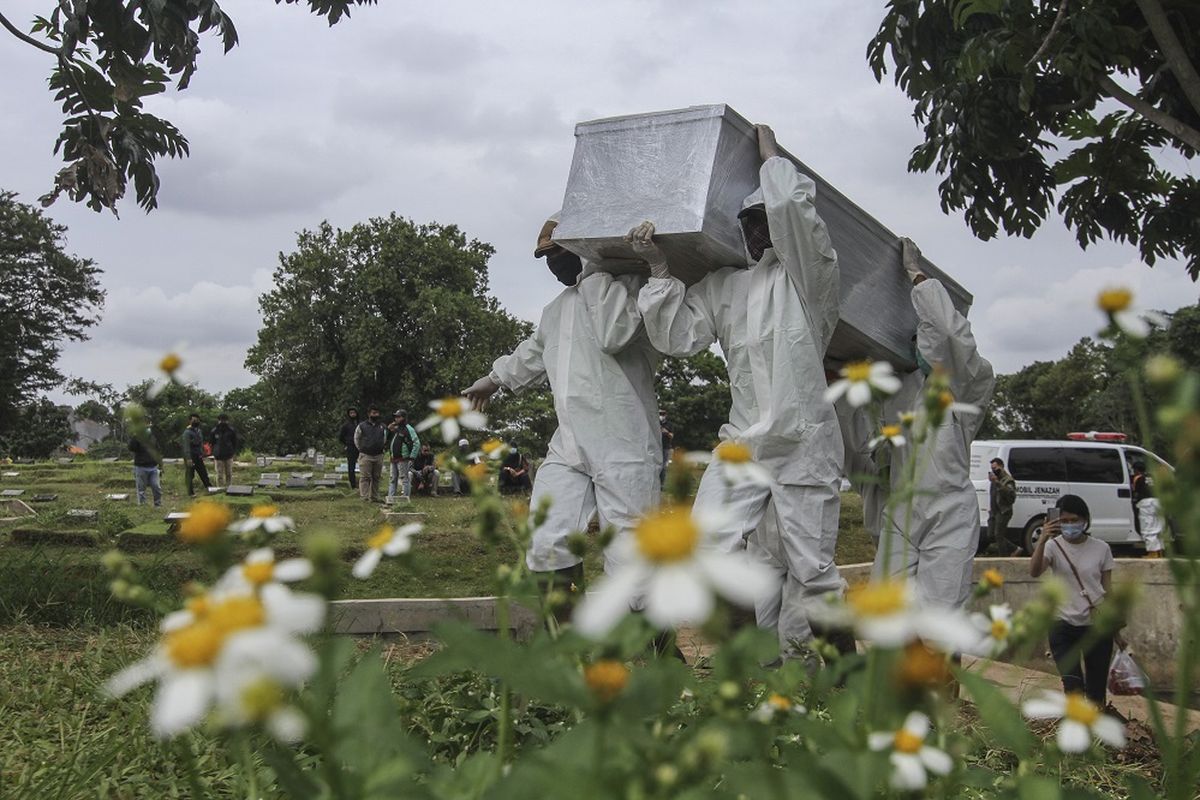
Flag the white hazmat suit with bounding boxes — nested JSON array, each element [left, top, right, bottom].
[[489, 267, 662, 575], [637, 156, 845, 651], [838, 277, 995, 609]]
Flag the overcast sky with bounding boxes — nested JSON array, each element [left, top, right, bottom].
[[3, 0, 1197, 404]]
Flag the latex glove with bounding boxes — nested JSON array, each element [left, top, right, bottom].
[[755, 123, 780, 161], [901, 237, 925, 284], [625, 221, 670, 279], [463, 375, 500, 411]]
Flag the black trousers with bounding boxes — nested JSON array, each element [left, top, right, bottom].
[[346, 449, 359, 489], [1048, 620, 1113, 705], [185, 455, 212, 495]]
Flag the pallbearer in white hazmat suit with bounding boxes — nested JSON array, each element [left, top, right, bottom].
[[837, 239, 995, 609], [463, 218, 661, 590], [634, 124, 845, 654]]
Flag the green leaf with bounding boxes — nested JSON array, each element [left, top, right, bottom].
[[957, 668, 1037, 759], [1017, 774, 1063, 800], [261, 743, 320, 798]]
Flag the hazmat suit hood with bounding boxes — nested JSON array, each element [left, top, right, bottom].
[[737, 187, 772, 263]]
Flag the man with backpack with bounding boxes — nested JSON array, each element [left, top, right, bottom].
[[387, 409, 420, 502]]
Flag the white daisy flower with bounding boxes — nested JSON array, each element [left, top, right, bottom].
[[212, 627, 316, 742], [417, 396, 488, 444], [1021, 691, 1126, 752], [686, 441, 772, 486], [824, 361, 902, 408], [147, 347, 193, 399], [808, 580, 980, 653], [1098, 287, 1169, 339], [868, 424, 906, 450], [104, 585, 324, 738], [751, 692, 806, 723], [573, 507, 779, 638], [217, 548, 313, 594], [470, 438, 511, 461], [352, 523, 422, 579], [868, 711, 953, 791], [228, 504, 295, 536], [968, 604, 1013, 655]]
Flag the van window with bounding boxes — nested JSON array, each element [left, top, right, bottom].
[[1009, 447, 1067, 482], [1065, 447, 1125, 484]]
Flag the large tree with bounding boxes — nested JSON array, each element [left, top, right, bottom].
[[870, 0, 1200, 277], [656, 351, 732, 452], [0, 190, 104, 435], [0, 399, 75, 460], [0, 1, 376, 214], [245, 215, 532, 449]]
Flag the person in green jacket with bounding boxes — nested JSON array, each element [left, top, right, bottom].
[[387, 409, 420, 501], [988, 457, 1017, 552]]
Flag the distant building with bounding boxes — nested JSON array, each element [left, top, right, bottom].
[[70, 415, 110, 452]]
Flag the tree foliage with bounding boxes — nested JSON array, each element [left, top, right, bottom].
[[869, 0, 1200, 277], [123, 379, 224, 459], [0, 190, 104, 435], [245, 215, 532, 452], [1, 1, 377, 214], [656, 351, 732, 452], [0, 399, 75, 459], [980, 303, 1200, 454]]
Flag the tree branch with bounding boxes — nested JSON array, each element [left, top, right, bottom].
[[1134, 0, 1200, 118], [0, 10, 60, 55], [1099, 74, 1200, 152], [1026, 0, 1070, 69]]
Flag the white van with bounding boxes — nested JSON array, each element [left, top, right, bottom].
[[970, 435, 1172, 552]]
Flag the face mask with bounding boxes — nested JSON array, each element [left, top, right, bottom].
[[1060, 521, 1087, 540], [740, 210, 772, 262], [992, 467, 1002, 476], [369, 415, 380, 422], [546, 250, 583, 286]]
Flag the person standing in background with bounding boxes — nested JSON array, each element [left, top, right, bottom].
[[208, 413, 241, 488], [354, 406, 387, 502], [339, 407, 360, 490], [182, 413, 212, 497]]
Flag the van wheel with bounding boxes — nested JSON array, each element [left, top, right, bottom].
[[1023, 516, 1046, 554]]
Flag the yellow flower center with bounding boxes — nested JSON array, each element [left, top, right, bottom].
[[465, 462, 490, 482], [715, 441, 752, 463], [847, 581, 908, 618], [178, 502, 233, 543], [893, 728, 923, 754], [880, 425, 902, 439], [185, 594, 210, 618], [635, 509, 700, 563], [767, 693, 792, 711], [159, 353, 182, 374], [896, 641, 949, 688], [843, 361, 872, 382], [250, 504, 279, 519], [990, 619, 1010, 641], [981, 569, 1004, 588], [584, 660, 630, 703], [1098, 287, 1133, 314], [239, 678, 285, 721], [367, 526, 394, 550], [481, 439, 505, 455], [242, 560, 275, 586], [937, 390, 954, 410], [437, 397, 464, 419], [899, 412, 916, 427], [1064, 693, 1099, 726], [164, 596, 264, 667]]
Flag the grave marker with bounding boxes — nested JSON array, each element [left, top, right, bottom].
[[32, 493, 58, 502], [285, 476, 309, 489], [56, 457, 75, 465], [1, 489, 25, 497], [106, 493, 130, 501], [226, 485, 255, 497], [68, 509, 99, 519], [2, 471, 20, 478], [256, 456, 268, 467], [0, 498, 36, 521]]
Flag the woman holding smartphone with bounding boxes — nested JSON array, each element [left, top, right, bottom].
[[1030, 494, 1116, 705]]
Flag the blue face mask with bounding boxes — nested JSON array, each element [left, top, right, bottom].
[[1060, 521, 1087, 541]]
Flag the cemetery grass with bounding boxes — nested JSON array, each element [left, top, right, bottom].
[[0, 460, 877, 627]]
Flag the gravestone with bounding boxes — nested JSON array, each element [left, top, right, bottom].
[[258, 473, 282, 488], [56, 457, 74, 465], [315, 454, 326, 468], [226, 485, 255, 496], [206, 486, 224, 494], [1, 489, 25, 497], [334, 462, 348, 473], [68, 509, 99, 520], [291, 472, 314, 480], [2, 471, 20, 478], [163, 458, 184, 465], [101, 457, 119, 463], [312, 479, 338, 488], [0, 499, 36, 521], [32, 493, 58, 502], [105, 493, 130, 501], [256, 456, 268, 467], [164, 511, 190, 533], [285, 476, 309, 489]]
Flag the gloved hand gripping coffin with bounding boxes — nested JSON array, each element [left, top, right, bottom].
[[551, 104, 974, 370]]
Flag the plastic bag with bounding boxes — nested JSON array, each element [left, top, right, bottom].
[[1108, 645, 1146, 696]]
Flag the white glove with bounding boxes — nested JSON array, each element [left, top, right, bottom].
[[462, 375, 500, 411], [901, 237, 925, 284], [625, 221, 670, 279]]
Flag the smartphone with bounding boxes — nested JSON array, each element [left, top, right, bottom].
[[1045, 508, 1061, 524]]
